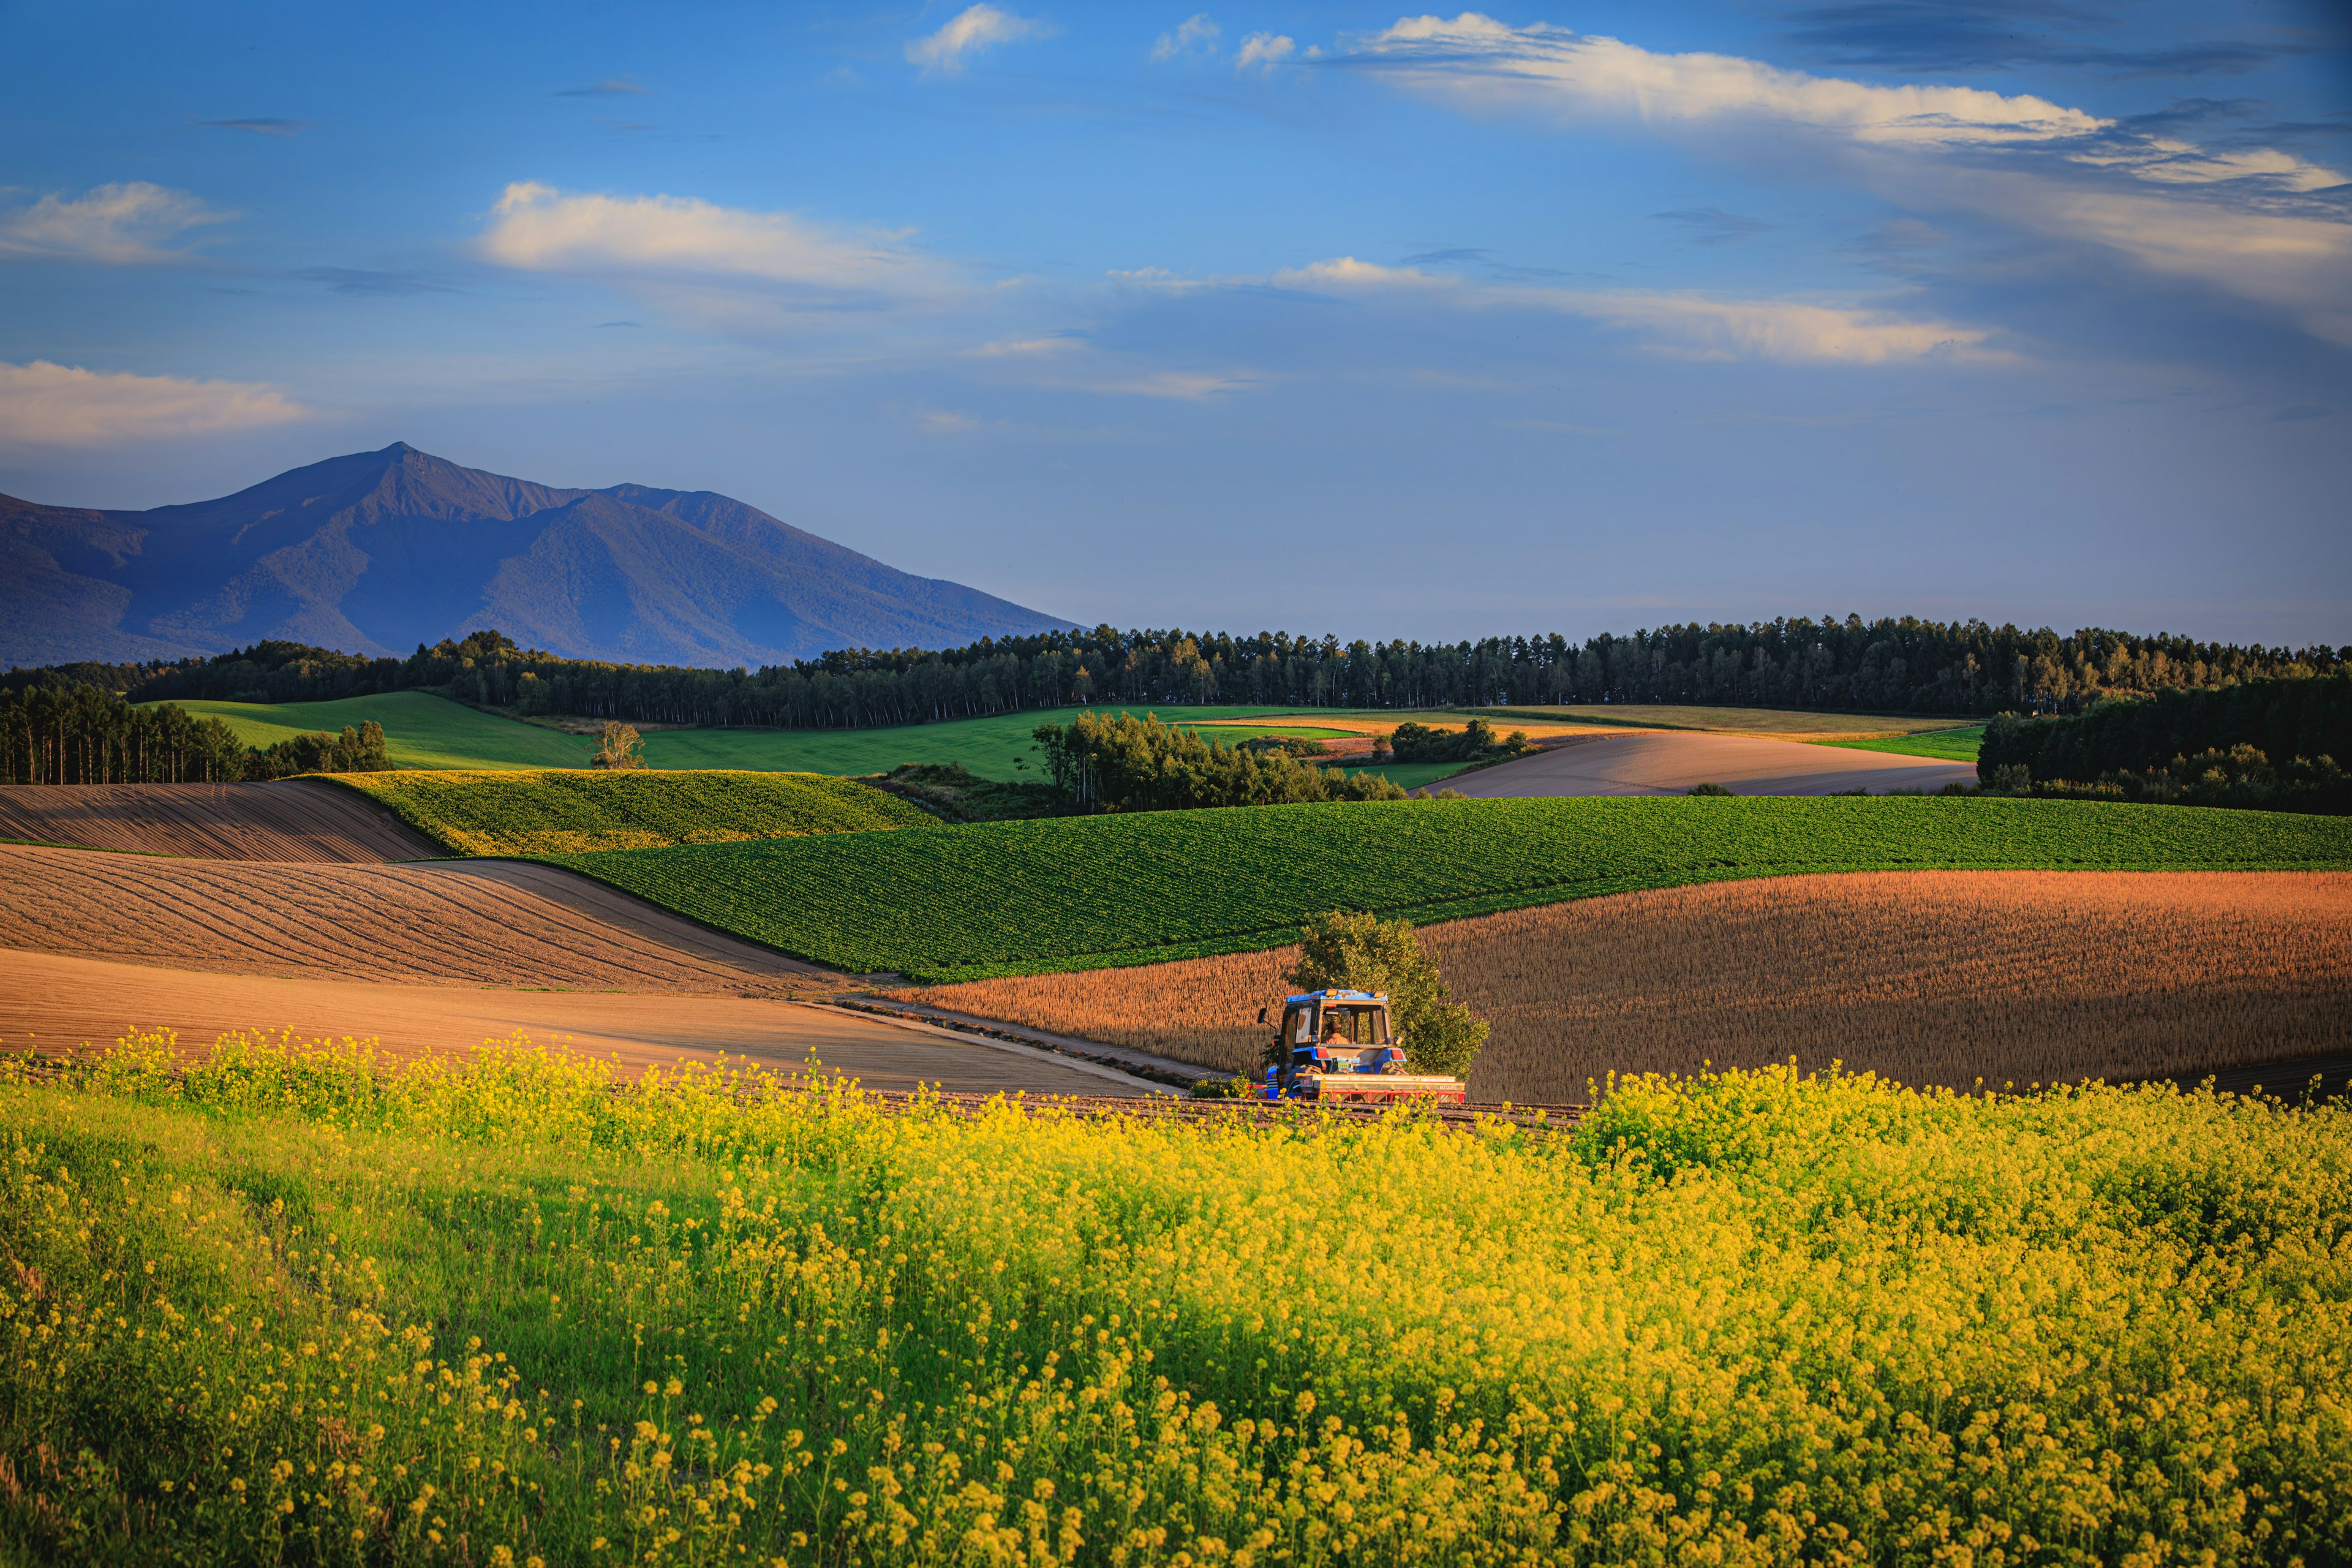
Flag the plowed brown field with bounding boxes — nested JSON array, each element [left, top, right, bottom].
[[0, 951, 1136, 1096], [905, 871, 2352, 1098], [0, 842, 830, 993], [0, 780, 439, 861]]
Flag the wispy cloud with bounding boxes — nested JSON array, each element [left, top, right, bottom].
[[1354, 14, 2344, 184], [477, 182, 955, 314], [1152, 14, 1219, 62], [556, 78, 649, 97], [906, 5, 1050, 76], [1270, 255, 2003, 363], [0, 360, 306, 447], [1346, 14, 2352, 343], [0, 183, 233, 265], [200, 117, 311, 136], [1235, 32, 1297, 71]]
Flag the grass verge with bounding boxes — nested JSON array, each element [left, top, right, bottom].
[[326, 769, 933, 854], [546, 795, 2352, 981], [1811, 725, 1986, 762], [5, 1033, 2346, 1567]]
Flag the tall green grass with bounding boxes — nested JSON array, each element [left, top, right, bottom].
[[4, 1031, 2346, 1566]]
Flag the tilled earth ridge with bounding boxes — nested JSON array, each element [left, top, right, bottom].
[[0, 842, 833, 993], [907, 870, 2352, 1096], [0, 780, 442, 862]]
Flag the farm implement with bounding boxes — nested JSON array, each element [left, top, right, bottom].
[[1259, 988, 1468, 1105]]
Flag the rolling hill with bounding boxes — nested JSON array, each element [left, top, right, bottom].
[[1, 442, 1072, 668]]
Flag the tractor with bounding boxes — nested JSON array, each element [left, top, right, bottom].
[[1256, 989, 1467, 1104]]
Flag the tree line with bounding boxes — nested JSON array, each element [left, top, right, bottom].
[[1033, 712, 1408, 812], [1979, 673, 2351, 813], [0, 685, 389, 785], [10, 617, 2342, 735]]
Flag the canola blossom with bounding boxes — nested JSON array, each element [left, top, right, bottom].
[[1, 1032, 2347, 1565]]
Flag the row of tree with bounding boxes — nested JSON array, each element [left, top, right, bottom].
[[1978, 673, 2351, 813], [1032, 712, 1408, 812], [13, 617, 2340, 734], [0, 685, 389, 785]]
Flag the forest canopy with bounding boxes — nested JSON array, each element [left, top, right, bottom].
[[9, 618, 2342, 735]]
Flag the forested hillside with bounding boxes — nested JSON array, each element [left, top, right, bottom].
[[11, 618, 2341, 734]]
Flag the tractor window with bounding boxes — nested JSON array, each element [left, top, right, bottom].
[[1321, 1007, 1379, 1046], [1288, 1006, 1314, 1046]]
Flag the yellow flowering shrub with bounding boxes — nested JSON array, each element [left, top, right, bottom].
[[1, 1035, 2345, 1565]]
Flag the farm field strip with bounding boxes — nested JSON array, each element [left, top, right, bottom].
[[328, 767, 932, 854], [551, 796, 2352, 981], [0, 778, 442, 862], [0, 842, 832, 992], [158, 691, 590, 770], [906, 870, 2352, 1095]]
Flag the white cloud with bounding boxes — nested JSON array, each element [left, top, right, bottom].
[[1270, 256, 2000, 363], [1351, 13, 2351, 341], [905, 5, 1049, 75], [0, 361, 306, 447], [0, 183, 232, 265], [1152, 14, 1219, 61], [478, 182, 952, 310], [1360, 15, 2101, 147], [1235, 32, 1295, 71]]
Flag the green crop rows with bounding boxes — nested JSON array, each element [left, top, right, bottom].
[[332, 768, 932, 855], [550, 794, 2352, 981]]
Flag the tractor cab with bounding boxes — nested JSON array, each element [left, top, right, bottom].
[[1257, 989, 1466, 1104]]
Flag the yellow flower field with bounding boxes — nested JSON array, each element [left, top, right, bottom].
[[2, 1032, 2346, 1565]]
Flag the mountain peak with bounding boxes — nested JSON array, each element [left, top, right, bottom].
[[4, 446, 1076, 668]]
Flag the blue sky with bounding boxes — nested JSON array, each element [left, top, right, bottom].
[[3, 0, 2346, 646]]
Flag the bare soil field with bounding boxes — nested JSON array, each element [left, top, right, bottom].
[[905, 871, 2352, 1098], [1444, 731, 1977, 797], [0, 780, 440, 861], [0, 842, 832, 992], [0, 950, 1130, 1096]]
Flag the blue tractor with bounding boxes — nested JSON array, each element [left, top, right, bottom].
[[1257, 989, 1468, 1104]]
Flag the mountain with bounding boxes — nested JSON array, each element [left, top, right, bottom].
[[0, 443, 1074, 669]]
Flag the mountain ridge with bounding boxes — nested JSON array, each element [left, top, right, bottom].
[[1, 443, 1073, 668]]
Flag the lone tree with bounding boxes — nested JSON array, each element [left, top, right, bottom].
[[592, 721, 646, 770], [1286, 910, 1488, 1079]]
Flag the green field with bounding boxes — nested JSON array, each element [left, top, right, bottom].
[[9, 1036, 2345, 1566], [328, 769, 932, 855], [1487, 704, 1968, 735], [638, 706, 1337, 779], [1811, 724, 1986, 762], [549, 796, 2352, 981], [159, 693, 590, 769]]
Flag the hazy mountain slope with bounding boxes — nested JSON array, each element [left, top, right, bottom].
[[0, 444, 1071, 668]]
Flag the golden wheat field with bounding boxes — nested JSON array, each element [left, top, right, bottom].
[[903, 870, 2352, 1100]]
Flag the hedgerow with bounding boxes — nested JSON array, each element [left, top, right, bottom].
[[548, 795, 2352, 980], [330, 768, 933, 855], [4, 1035, 2347, 1565]]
